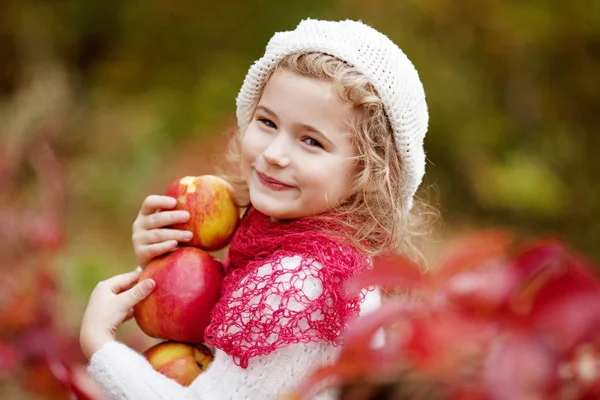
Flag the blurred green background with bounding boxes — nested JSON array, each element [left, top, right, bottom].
[[1, 0, 599, 398]]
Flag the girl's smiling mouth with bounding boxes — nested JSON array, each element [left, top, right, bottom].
[[256, 171, 296, 191]]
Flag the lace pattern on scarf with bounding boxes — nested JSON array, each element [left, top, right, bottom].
[[205, 208, 368, 368]]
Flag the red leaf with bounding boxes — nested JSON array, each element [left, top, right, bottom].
[[530, 291, 600, 352], [508, 241, 600, 347], [510, 240, 600, 305], [442, 259, 520, 317], [484, 331, 558, 400], [431, 231, 513, 290], [399, 310, 490, 377], [346, 254, 424, 294]]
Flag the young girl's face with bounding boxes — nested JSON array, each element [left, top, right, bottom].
[[241, 69, 359, 220]]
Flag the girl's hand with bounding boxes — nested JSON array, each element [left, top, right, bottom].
[[132, 195, 192, 267], [80, 270, 155, 360]]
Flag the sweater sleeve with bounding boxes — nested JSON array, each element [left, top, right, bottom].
[[88, 341, 190, 400]]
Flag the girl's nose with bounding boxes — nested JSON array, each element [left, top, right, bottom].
[[262, 133, 291, 168]]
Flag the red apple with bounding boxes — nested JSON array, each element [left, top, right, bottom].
[[134, 247, 224, 343], [166, 175, 239, 251], [144, 341, 214, 387]]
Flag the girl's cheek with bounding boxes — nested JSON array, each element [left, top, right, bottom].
[[240, 132, 255, 160], [244, 130, 271, 160]]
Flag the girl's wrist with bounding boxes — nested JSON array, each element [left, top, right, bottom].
[[81, 332, 115, 361]]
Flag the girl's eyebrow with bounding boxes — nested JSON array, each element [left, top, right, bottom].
[[256, 104, 336, 148], [256, 105, 276, 117]]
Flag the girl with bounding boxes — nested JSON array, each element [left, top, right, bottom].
[[80, 18, 431, 399]]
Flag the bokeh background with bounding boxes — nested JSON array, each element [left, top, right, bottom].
[[1, 1, 598, 398]]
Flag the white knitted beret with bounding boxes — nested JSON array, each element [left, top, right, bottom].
[[236, 19, 428, 210]]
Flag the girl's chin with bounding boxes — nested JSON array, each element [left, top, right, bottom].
[[251, 201, 293, 220], [248, 189, 329, 220], [250, 199, 328, 221], [249, 195, 298, 220]]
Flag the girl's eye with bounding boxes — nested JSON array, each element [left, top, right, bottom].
[[302, 137, 323, 148], [258, 118, 277, 129]]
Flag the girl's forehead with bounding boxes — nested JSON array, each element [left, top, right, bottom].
[[260, 70, 356, 122]]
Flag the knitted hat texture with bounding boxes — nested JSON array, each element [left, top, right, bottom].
[[236, 19, 428, 209]]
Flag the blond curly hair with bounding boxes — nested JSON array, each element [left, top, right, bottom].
[[221, 52, 437, 263]]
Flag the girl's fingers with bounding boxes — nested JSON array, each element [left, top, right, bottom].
[[139, 195, 178, 216], [140, 210, 191, 230], [138, 240, 178, 261], [122, 279, 155, 307], [98, 270, 142, 294], [139, 228, 193, 244]]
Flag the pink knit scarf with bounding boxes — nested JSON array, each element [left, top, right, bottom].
[[204, 207, 368, 368]]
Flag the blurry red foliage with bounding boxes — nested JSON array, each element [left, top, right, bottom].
[[0, 136, 106, 399], [293, 233, 600, 399]]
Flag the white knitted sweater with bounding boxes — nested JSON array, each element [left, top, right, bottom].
[[88, 256, 383, 400]]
